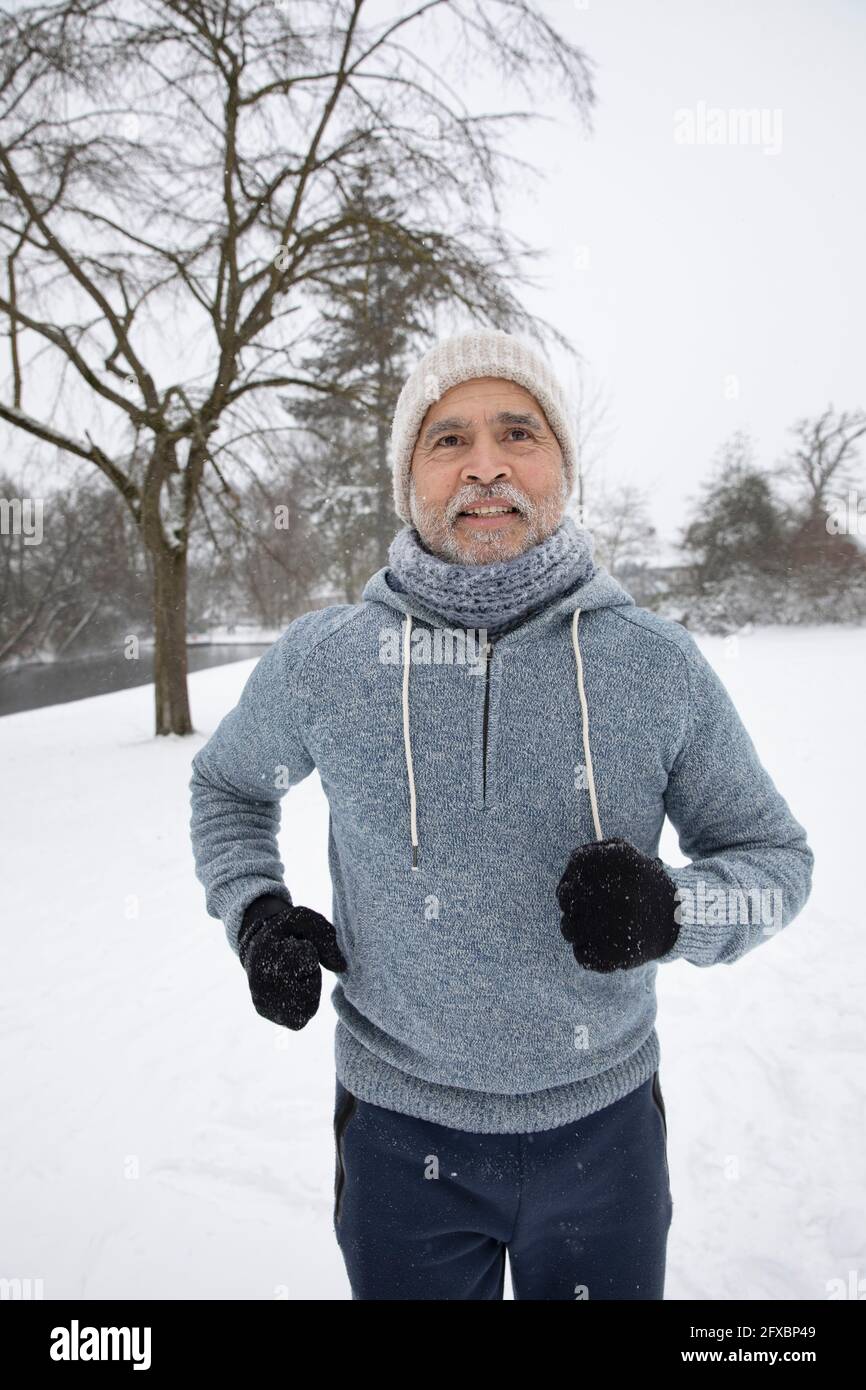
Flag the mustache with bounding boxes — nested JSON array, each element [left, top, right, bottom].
[[444, 484, 533, 525]]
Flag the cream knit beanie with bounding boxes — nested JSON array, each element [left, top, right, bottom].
[[389, 327, 577, 524]]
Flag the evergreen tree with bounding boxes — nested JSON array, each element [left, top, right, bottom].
[[681, 432, 789, 589]]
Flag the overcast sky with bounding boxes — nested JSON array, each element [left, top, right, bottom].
[[454, 0, 866, 551]]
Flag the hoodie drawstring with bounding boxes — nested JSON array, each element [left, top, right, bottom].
[[402, 614, 420, 869], [571, 608, 604, 841], [401, 607, 604, 870]]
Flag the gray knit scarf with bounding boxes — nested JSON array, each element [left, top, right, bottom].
[[385, 515, 596, 640]]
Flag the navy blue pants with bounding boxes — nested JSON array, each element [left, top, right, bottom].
[[332, 1071, 673, 1300]]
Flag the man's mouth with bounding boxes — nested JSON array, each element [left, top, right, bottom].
[[456, 503, 522, 525]]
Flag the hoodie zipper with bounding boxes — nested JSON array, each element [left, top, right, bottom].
[[481, 639, 494, 802]]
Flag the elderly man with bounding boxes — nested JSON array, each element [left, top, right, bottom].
[[189, 328, 813, 1301]]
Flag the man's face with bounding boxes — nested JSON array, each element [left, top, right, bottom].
[[408, 377, 568, 563]]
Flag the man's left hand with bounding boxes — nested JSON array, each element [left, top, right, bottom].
[[556, 837, 680, 971]]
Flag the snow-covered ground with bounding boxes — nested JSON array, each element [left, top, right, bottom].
[[1, 625, 863, 1300]]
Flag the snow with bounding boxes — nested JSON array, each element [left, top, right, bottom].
[[187, 624, 282, 645], [1, 625, 862, 1300]]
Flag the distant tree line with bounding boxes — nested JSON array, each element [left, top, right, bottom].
[[586, 407, 866, 632], [668, 410, 866, 631], [2, 402, 864, 667]]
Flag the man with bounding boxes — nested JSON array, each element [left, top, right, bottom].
[[189, 328, 813, 1301]]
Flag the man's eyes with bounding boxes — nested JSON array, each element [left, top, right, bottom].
[[434, 428, 531, 447]]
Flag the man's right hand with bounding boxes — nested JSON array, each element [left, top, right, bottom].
[[237, 895, 348, 1030]]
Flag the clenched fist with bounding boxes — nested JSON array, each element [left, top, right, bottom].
[[237, 894, 348, 1029], [556, 838, 680, 972]]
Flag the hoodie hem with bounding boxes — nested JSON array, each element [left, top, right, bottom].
[[334, 1019, 661, 1135]]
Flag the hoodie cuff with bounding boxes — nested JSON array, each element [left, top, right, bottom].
[[219, 882, 293, 958], [654, 863, 715, 965], [655, 861, 772, 967]]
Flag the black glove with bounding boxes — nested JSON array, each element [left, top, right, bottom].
[[556, 838, 680, 972], [237, 894, 348, 1029]]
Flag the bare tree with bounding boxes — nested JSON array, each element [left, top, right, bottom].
[[0, 470, 149, 664], [186, 460, 321, 630], [589, 481, 658, 577], [560, 360, 616, 527], [775, 404, 866, 521], [0, 0, 596, 733]]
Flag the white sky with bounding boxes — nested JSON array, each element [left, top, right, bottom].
[[454, 0, 866, 548]]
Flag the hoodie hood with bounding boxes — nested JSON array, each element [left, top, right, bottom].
[[362, 554, 636, 870]]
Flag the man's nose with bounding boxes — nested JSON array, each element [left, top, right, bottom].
[[461, 446, 511, 487]]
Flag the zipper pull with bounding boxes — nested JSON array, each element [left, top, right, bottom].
[[472, 635, 493, 671]]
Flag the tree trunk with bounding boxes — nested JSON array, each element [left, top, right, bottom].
[[152, 546, 193, 735]]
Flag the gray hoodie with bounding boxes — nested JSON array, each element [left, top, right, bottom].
[[189, 566, 813, 1133]]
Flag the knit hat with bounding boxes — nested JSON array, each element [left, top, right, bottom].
[[388, 328, 577, 524]]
